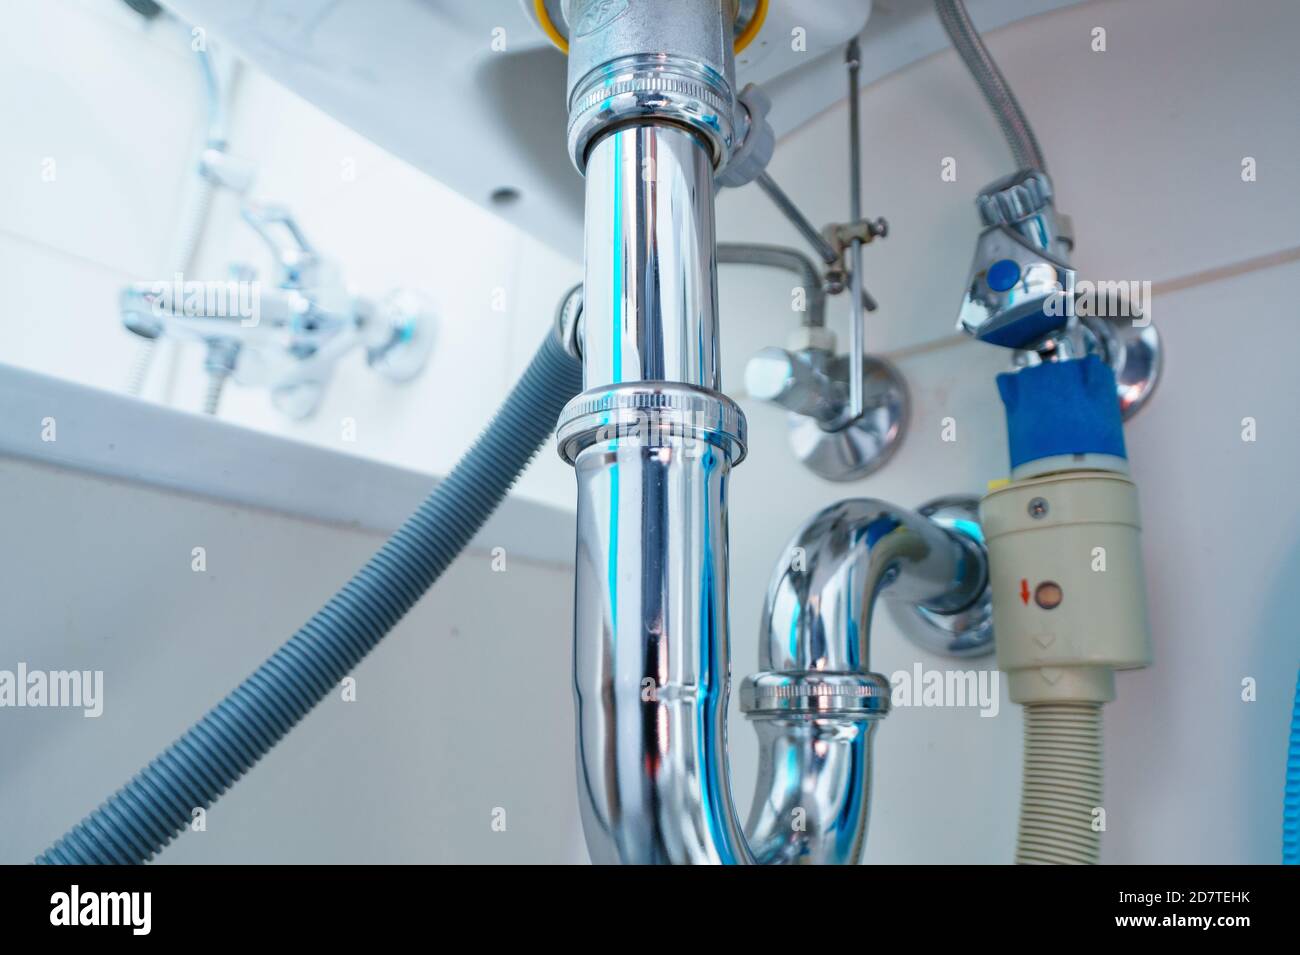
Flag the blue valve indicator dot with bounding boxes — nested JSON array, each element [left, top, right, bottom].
[[987, 258, 1022, 292]]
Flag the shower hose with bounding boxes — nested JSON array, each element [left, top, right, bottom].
[[37, 331, 582, 864]]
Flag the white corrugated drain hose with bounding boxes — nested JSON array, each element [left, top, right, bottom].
[[1016, 701, 1103, 864]]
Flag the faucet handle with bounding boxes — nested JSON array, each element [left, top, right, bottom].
[[241, 202, 319, 288], [976, 169, 1054, 227]]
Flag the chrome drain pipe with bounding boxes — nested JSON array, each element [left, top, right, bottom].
[[555, 0, 990, 865], [556, 0, 759, 867], [555, 0, 751, 864]]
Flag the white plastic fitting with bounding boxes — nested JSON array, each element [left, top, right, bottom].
[[980, 470, 1152, 705], [982, 468, 1153, 864]]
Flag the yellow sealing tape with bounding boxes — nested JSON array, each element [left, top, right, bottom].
[[534, 0, 769, 56]]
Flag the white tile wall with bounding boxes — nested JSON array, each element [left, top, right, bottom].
[[0, 456, 585, 864]]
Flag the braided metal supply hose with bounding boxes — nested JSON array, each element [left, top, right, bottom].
[[935, 0, 1047, 173]]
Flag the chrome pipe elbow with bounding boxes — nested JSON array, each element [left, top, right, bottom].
[[749, 499, 987, 682], [716, 243, 827, 327], [738, 498, 987, 864]]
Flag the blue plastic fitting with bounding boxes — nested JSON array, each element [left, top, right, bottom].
[[997, 354, 1126, 470]]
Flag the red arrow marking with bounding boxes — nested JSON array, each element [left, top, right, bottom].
[[1020, 579, 1031, 605]]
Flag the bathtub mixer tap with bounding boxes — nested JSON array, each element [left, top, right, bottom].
[[121, 201, 434, 419]]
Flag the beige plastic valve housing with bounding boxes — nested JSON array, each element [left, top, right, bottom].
[[980, 470, 1152, 704]]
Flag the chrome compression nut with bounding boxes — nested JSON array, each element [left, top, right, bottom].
[[556, 382, 747, 465], [976, 169, 1054, 227], [740, 671, 892, 719], [567, 57, 736, 171], [562, 0, 739, 171]]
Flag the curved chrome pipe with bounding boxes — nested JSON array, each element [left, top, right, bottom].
[[568, 422, 747, 864], [739, 499, 986, 864], [716, 243, 826, 327], [749, 499, 986, 680], [564, 440, 987, 863]]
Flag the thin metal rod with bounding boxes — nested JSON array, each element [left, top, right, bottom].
[[755, 172, 840, 266], [846, 38, 865, 419]]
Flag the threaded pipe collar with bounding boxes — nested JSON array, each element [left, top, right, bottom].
[[556, 382, 747, 465], [740, 671, 892, 718], [977, 169, 1054, 226], [567, 54, 736, 171]]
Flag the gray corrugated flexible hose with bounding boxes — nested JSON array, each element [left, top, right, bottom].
[[934, 0, 1047, 173], [37, 330, 582, 864], [1017, 702, 1103, 864]]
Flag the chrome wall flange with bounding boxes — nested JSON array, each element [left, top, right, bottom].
[[1077, 313, 1162, 420], [786, 354, 909, 482], [885, 495, 995, 658], [364, 289, 437, 383]]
